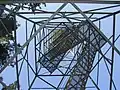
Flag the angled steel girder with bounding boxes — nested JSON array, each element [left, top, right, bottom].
[[0, 0, 120, 4], [0, 3, 67, 74]]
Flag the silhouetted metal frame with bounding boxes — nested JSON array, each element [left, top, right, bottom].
[[0, 3, 120, 90]]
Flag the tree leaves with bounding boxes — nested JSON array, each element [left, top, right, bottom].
[[22, 3, 46, 12], [2, 81, 17, 90], [9, 3, 46, 13]]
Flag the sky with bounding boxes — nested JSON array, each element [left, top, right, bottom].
[[0, 3, 120, 90]]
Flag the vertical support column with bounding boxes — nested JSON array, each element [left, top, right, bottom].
[[34, 24, 38, 74], [26, 20, 30, 87], [109, 14, 116, 90], [14, 15, 20, 90], [97, 20, 101, 85]]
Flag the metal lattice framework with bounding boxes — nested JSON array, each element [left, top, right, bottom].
[[0, 2, 120, 90]]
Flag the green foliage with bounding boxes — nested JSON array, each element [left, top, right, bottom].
[[0, 35, 14, 67], [2, 81, 17, 90], [0, 43, 9, 67], [0, 37, 8, 44], [8, 3, 46, 13], [21, 3, 46, 12], [0, 35, 13, 44]]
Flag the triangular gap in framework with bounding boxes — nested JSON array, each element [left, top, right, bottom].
[[31, 76, 58, 89], [18, 58, 36, 89], [59, 3, 83, 23], [60, 3, 78, 12], [85, 78, 96, 90]]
